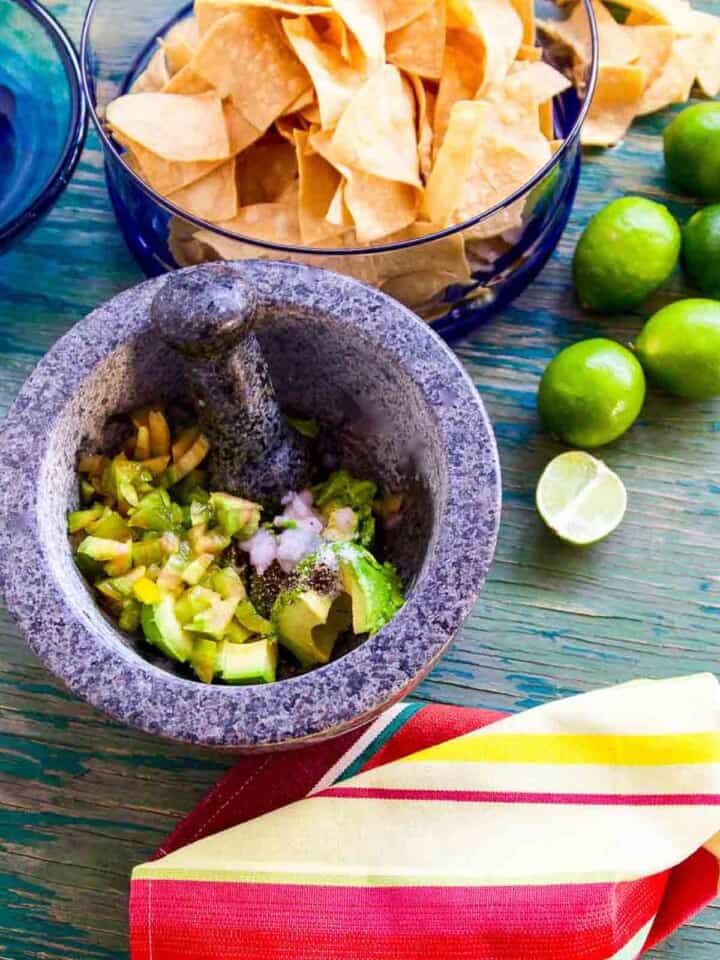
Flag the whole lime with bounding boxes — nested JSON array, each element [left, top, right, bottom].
[[682, 205, 720, 300], [664, 103, 720, 202], [634, 299, 720, 399], [538, 338, 646, 447], [573, 197, 681, 312]]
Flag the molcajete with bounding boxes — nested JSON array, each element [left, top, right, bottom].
[[0, 261, 500, 750]]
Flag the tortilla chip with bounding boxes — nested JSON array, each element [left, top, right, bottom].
[[406, 72, 434, 180], [330, 64, 421, 186], [344, 173, 419, 241], [161, 37, 195, 75], [165, 16, 201, 47], [510, 0, 535, 44], [236, 139, 299, 204], [161, 19, 200, 75], [447, 0, 523, 92], [540, 0, 638, 66], [130, 47, 169, 93], [307, 127, 354, 178], [300, 102, 322, 123], [433, 29, 486, 151], [326, 0, 386, 62], [326, 180, 354, 226], [192, 10, 311, 130], [107, 91, 230, 161], [582, 63, 647, 145], [380, 0, 434, 31], [386, 0, 446, 80], [608, 0, 692, 28], [169, 215, 218, 266], [162, 63, 213, 94], [224, 102, 263, 153], [635, 32, 698, 114], [625, 23, 674, 87], [425, 98, 551, 227], [376, 221, 471, 306], [275, 113, 304, 143], [517, 42, 542, 61], [506, 60, 573, 102], [283, 17, 370, 129], [282, 86, 317, 115], [169, 159, 238, 221], [293, 129, 344, 243], [686, 9, 720, 97], [190, 203, 302, 263], [124, 142, 226, 195]]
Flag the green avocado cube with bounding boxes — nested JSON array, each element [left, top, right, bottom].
[[140, 594, 193, 663], [68, 505, 104, 534], [129, 489, 176, 533], [190, 637, 219, 684], [334, 543, 404, 636], [210, 492, 261, 540], [212, 566, 246, 601], [186, 597, 239, 640], [217, 638, 278, 684], [235, 599, 271, 635]]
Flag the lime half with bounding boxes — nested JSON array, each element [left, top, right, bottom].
[[536, 452, 627, 545]]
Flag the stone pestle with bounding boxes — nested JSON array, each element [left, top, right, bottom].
[[150, 265, 312, 504]]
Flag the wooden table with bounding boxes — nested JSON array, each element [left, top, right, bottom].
[[2, 2, 719, 957]]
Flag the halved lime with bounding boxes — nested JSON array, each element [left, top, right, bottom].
[[536, 451, 627, 545]]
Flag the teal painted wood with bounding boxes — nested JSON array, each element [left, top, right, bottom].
[[1, 2, 720, 956]]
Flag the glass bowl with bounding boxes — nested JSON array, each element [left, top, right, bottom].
[[0, 0, 87, 253], [81, 0, 598, 339]]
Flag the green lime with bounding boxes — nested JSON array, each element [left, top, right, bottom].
[[634, 298, 720, 399], [572, 197, 681, 312], [536, 451, 627, 545], [682, 205, 720, 299], [538, 338, 646, 447], [664, 103, 720, 202]]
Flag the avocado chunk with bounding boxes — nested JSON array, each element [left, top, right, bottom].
[[186, 597, 239, 640], [210, 492, 261, 540], [217, 638, 278, 684], [191, 637, 219, 684], [129, 488, 176, 533], [141, 594, 193, 663], [334, 543, 404, 636], [212, 565, 246, 601], [235, 599, 271, 635], [272, 589, 351, 667]]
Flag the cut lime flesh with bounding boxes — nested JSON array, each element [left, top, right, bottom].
[[536, 452, 627, 545]]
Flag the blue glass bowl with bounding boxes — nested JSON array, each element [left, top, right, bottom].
[[81, 0, 597, 340], [0, 0, 87, 253]]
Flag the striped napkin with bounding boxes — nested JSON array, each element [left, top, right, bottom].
[[131, 674, 720, 960]]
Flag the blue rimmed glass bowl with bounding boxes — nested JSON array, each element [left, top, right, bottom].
[[81, 0, 597, 339], [0, 0, 87, 253]]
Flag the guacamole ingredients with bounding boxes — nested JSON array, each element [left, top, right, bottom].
[[536, 452, 627, 546], [634, 299, 720, 399], [538, 339, 646, 448], [664, 103, 720, 202], [572, 197, 681, 313], [70, 406, 405, 685]]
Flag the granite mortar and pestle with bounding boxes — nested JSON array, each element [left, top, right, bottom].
[[0, 261, 500, 750]]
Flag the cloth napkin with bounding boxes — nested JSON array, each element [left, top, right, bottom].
[[130, 674, 720, 960]]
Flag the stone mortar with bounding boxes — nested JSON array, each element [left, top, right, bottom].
[[0, 261, 501, 751]]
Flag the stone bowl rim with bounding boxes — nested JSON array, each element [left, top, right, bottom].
[[0, 261, 501, 750]]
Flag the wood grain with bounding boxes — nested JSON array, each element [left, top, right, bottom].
[[1, 1, 719, 956]]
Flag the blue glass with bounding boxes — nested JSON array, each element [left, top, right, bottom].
[[81, 0, 598, 340], [0, 0, 87, 253]]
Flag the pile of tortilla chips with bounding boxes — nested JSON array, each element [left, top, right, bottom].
[[105, 0, 574, 313], [541, 0, 720, 147]]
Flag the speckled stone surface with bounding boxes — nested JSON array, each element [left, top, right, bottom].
[[0, 261, 501, 750]]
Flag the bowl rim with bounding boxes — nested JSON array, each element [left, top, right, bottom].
[[0, 0, 88, 250], [0, 261, 501, 749], [79, 0, 599, 258]]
